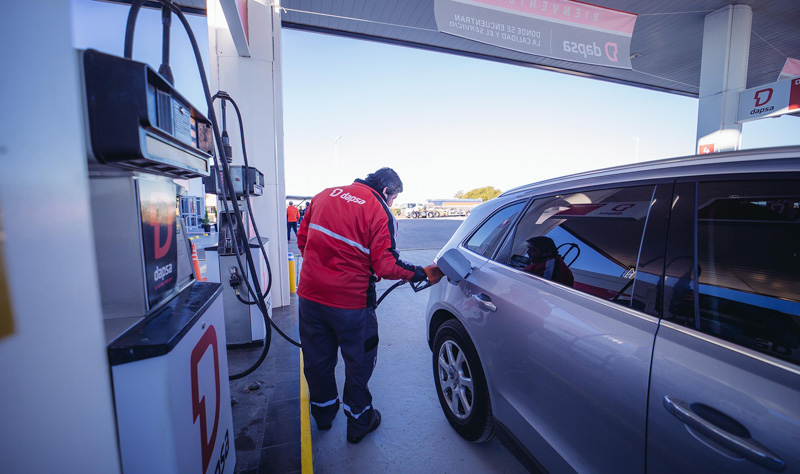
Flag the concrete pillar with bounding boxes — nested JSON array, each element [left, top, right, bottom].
[[696, 5, 752, 154], [0, 2, 121, 472], [207, 0, 290, 307]]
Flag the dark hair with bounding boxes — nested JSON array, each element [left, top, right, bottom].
[[526, 236, 557, 257], [365, 167, 403, 195]]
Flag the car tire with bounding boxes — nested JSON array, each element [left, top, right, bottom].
[[434, 211, 441, 218], [427, 211, 434, 218], [412, 211, 419, 218], [432, 319, 495, 443]]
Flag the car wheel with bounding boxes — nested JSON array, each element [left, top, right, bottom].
[[432, 319, 494, 442], [434, 211, 441, 218], [427, 211, 434, 218], [412, 211, 419, 218]]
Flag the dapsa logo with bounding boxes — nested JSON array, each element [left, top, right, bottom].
[[562, 41, 619, 62], [754, 88, 773, 107], [154, 263, 173, 282], [330, 188, 366, 205], [605, 42, 619, 62], [191, 325, 221, 473], [750, 88, 775, 115], [149, 191, 174, 259]]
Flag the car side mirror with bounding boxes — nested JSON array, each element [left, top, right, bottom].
[[438, 248, 472, 285]]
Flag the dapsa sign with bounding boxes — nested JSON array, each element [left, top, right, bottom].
[[138, 178, 178, 308], [434, 0, 636, 69], [738, 77, 800, 123]]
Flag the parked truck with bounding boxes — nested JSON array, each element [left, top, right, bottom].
[[401, 198, 482, 218]]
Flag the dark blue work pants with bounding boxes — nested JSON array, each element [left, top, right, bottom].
[[287, 221, 298, 241], [299, 297, 379, 438]]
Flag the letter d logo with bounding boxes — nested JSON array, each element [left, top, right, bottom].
[[192, 325, 221, 473], [754, 88, 773, 107], [605, 42, 618, 62], [330, 188, 343, 197], [150, 192, 174, 260]]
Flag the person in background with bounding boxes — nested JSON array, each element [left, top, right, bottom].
[[296, 167, 444, 444], [287, 201, 300, 243], [524, 236, 574, 287], [298, 202, 307, 226]]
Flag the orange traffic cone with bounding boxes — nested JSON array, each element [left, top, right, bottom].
[[191, 242, 207, 282]]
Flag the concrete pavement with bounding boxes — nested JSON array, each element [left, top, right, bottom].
[[202, 218, 527, 473]]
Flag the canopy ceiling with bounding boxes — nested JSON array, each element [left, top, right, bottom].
[[276, 0, 799, 97]]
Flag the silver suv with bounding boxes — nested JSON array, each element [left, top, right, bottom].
[[426, 147, 800, 473]]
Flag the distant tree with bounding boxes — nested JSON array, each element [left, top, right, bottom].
[[454, 190, 464, 198], [462, 186, 502, 202]]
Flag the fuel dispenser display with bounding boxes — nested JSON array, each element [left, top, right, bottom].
[[80, 16, 235, 473]]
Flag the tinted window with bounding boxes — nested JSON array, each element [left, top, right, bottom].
[[664, 179, 800, 365], [698, 180, 800, 364], [465, 202, 525, 258], [505, 185, 656, 306]]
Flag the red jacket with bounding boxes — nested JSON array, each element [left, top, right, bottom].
[[287, 205, 300, 222], [297, 180, 426, 309], [524, 255, 574, 287]]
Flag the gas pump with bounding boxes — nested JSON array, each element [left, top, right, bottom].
[[80, 25, 235, 474], [203, 164, 271, 347]]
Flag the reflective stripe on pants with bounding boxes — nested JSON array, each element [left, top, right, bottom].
[[299, 297, 378, 436]]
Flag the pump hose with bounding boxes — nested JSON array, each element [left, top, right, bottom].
[[375, 281, 406, 308], [128, 0, 423, 380], [159, 2, 278, 379]]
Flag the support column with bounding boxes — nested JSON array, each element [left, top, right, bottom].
[[696, 5, 752, 154], [208, 0, 290, 307]]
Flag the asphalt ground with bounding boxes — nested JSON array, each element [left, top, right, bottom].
[[198, 217, 527, 473]]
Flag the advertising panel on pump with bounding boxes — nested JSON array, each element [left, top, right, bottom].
[[139, 178, 178, 308]]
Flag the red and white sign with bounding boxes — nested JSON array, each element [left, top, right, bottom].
[[737, 77, 800, 123], [778, 57, 800, 82], [698, 143, 715, 155], [434, 0, 637, 69], [554, 201, 650, 220]]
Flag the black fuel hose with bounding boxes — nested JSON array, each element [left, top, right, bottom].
[[163, 2, 277, 379], [375, 281, 406, 308], [127, 0, 430, 379]]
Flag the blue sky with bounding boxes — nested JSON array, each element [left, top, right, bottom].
[[282, 29, 800, 204]]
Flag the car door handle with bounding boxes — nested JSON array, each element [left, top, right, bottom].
[[472, 293, 496, 312], [663, 396, 785, 472]]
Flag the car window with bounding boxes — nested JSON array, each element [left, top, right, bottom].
[[667, 179, 800, 366], [464, 201, 526, 258], [504, 185, 656, 307]]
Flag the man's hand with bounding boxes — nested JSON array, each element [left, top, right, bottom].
[[423, 264, 445, 284]]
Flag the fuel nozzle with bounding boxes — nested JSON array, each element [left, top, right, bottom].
[[220, 97, 233, 163], [229, 267, 241, 289], [221, 131, 233, 164]]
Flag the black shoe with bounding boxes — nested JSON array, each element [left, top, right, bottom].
[[347, 409, 381, 444], [317, 423, 332, 430]]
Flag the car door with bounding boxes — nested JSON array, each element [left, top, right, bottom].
[[647, 178, 800, 473], [466, 184, 669, 473]]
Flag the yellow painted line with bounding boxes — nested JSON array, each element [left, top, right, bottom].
[[300, 350, 313, 473]]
